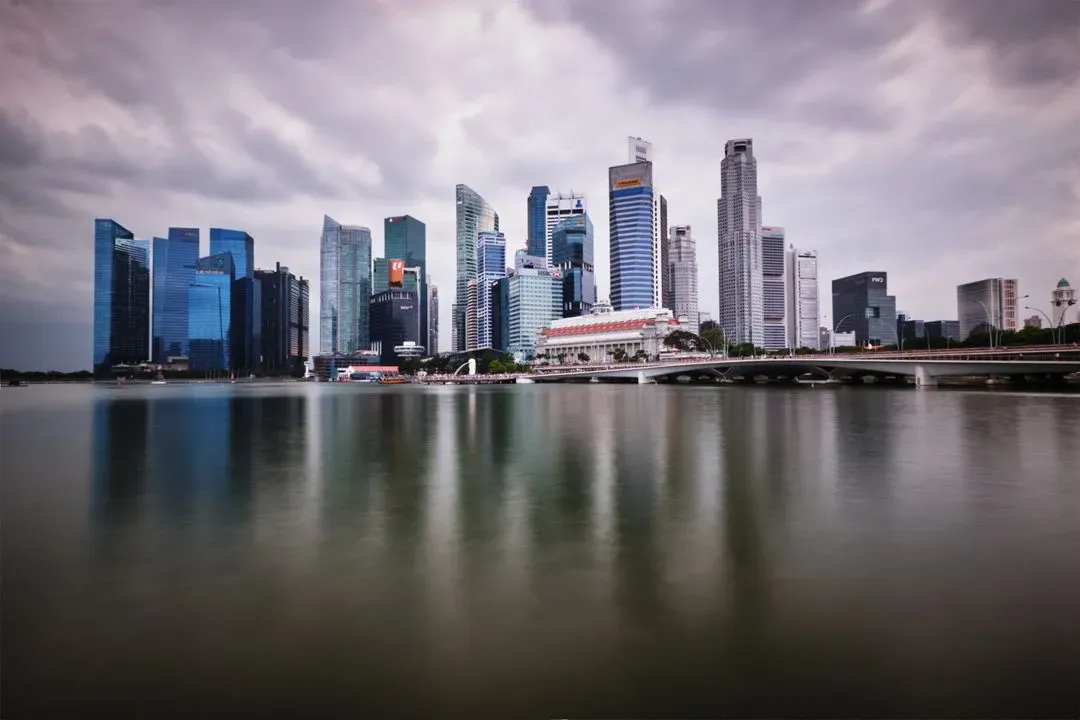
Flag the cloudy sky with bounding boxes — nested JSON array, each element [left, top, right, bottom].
[[1, 0, 1078, 370]]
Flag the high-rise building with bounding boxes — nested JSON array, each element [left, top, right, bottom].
[[667, 225, 699, 335], [93, 219, 151, 373], [832, 271, 898, 347], [608, 161, 658, 311], [491, 277, 510, 352], [527, 186, 550, 259], [544, 192, 586, 263], [384, 215, 427, 344], [469, 230, 507, 350], [151, 227, 199, 362], [427, 280, 439, 354], [320, 215, 372, 354], [507, 250, 561, 360], [956, 277, 1019, 339], [552, 214, 596, 318], [188, 252, 235, 371], [717, 138, 763, 348], [370, 269, 422, 365], [760, 226, 787, 350], [208, 228, 256, 370], [628, 136, 653, 163], [785, 246, 820, 350], [659, 195, 671, 311], [925, 320, 962, 342], [454, 184, 498, 352], [1052, 278, 1076, 327], [256, 262, 310, 374]]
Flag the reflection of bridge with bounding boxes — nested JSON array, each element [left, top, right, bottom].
[[520, 345, 1080, 387]]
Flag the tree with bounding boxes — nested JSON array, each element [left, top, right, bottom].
[[557, 353, 567, 364], [700, 327, 726, 355], [577, 352, 590, 363], [612, 348, 628, 363], [632, 349, 648, 363], [663, 330, 699, 352]]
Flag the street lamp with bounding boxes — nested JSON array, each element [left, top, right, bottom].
[[832, 313, 856, 354], [973, 299, 996, 349], [1024, 305, 1058, 344]]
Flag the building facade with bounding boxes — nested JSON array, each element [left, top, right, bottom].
[[956, 277, 1019, 339], [320, 215, 372, 355], [427, 280, 438, 354], [454, 184, 498, 352], [256, 262, 310, 374], [544, 191, 586, 264], [93, 219, 151, 372], [384, 215, 427, 345], [188, 252, 235, 371], [832, 271, 898, 347], [151, 227, 199, 363], [471, 230, 507, 350], [925, 320, 962, 342], [465, 278, 479, 352], [608, 161, 657, 311], [667, 225, 699, 336], [760, 226, 786, 349], [527, 185, 550, 259], [552, 214, 596, 318], [370, 288, 421, 365], [659, 195, 671, 312], [209, 228, 256, 370], [717, 138, 763, 348], [1052, 278, 1076, 327], [785, 246, 819, 350], [507, 251, 561, 360], [536, 306, 682, 361]]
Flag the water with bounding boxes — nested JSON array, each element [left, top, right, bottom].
[[3, 382, 1079, 717]]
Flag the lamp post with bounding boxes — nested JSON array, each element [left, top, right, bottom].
[[1024, 305, 1058, 344], [973, 299, 996, 349], [832, 313, 856, 355], [1053, 297, 1077, 343]]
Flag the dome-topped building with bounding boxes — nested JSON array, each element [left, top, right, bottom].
[[1052, 278, 1076, 327]]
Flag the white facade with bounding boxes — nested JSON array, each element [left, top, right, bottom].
[[628, 136, 653, 163], [535, 306, 681, 361], [785, 246, 820, 350], [544, 192, 585, 263], [508, 263, 561, 360], [761, 226, 787, 350], [956, 278, 1019, 339], [1052, 278, 1076, 327], [668, 226, 699, 336], [717, 138, 764, 348]]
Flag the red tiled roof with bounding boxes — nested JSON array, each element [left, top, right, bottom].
[[542, 319, 652, 336]]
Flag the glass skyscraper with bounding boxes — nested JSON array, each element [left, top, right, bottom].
[[668, 225, 699, 335], [526, 185, 549, 259], [209, 228, 256, 370], [384, 215, 427, 348], [188, 252, 235, 371], [454, 184, 498, 352], [473, 230, 507, 350], [717, 138, 764, 348], [608, 161, 657, 311], [320, 215, 372, 354], [551, 213, 595, 318], [152, 227, 199, 362], [93, 218, 150, 373]]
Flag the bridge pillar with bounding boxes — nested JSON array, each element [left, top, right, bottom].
[[637, 371, 648, 385], [914, 364, 936, 388]]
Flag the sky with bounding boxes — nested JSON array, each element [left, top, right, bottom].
[[1, 0, 1078, 371]]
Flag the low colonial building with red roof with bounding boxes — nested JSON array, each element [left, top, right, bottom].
[[534, 303, 685, 362]]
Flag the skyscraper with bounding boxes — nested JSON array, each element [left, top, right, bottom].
[[428, 281, 439, 354], [544, 192, 586, 264], [384, 215, 427, 345], [209, 228, 256, 370], [320, 215, 372, 355], [668, 225, 699, 335], [188, 252, 235, 371], [151, 227, 200, 362], [717, 138, 763, 348], [470, 230, 507, 350], [956, 277, 1019, 339], [552, 213, 596, 318], [833, 272, 897, 346], [256, 262, 310, 374], [454, 184, 498, 352], [761, 226, 787, 350], [507, 250, 561, 360], [659, 195, 671, 311], [93, 219, 150, 373], [785, 246, 820, 350], [527, 186, 550, 259], [608, 160, 658, 311]]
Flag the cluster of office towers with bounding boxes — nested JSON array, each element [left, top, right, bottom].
[[92, 220, 310, 374], [451, 136, 821, 358]]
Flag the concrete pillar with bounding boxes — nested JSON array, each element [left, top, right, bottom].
[[637, 371, 648, 384], [914, 364, 936, 388]]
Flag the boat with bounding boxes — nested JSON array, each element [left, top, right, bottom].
[[378, 375, 408, 385]]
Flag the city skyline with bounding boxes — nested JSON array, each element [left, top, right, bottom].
[[2, 0, 1079, 369]]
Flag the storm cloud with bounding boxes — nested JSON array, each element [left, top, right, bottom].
[[1, 0, 1077, 369]]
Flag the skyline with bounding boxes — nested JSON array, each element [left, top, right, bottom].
[[1, 0, 1078, 370]]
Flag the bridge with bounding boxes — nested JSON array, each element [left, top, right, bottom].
[[515, 344, 1080, 387]]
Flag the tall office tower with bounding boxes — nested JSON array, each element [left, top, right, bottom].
[[151, 227, 199, 362], [384, 215, 427, 344], [956, 277, 1019, 339], [832, 272, 897, 346], [93, 219, 151, 373], [320, 215, 373, 354], [209, 228, 256, 370], [1052, 278, 1076, 327], [608, 160, 658, 311], [469, 230, 507, 350], [256, 262, 310, 374], [760, 226, 787, 350], [552, 214, 596, 318], [785, 246, 820, 350], [491, 276, 510, 352], [717, 138, 764, 348], [370, 266, 422, 364], [455, 184, 498, 353], [544, 192, 586, 263], [628, 136, 653, 163], [296, 273, 310, 363], [659, 195, 671, 311], [188, 252, 235, 371], [668, 225, 699, 335], [507, 249, 561, 360], [527, 186, 550, 259], [428, 281, 439, 354]]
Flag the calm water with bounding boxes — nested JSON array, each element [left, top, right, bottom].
[[3, 382, 1080, 717]]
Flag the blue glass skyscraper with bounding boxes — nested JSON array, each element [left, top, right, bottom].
[[608, 161, 657, 311], [152, 227, 200, 362], [474, 230, 507, 350], [384, 215, 428, 348], [188, 252, 235, 371], [93, 218, 151, 373], [552, 214, 596, 318], [209, 228, 255, 370], [526, 185, 549, 259], [320, 215, 372, 354]]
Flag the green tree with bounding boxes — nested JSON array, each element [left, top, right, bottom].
[[700, 327, 726, 356], [577, 352, 590, 363]]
